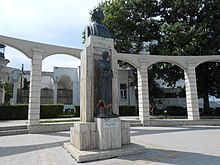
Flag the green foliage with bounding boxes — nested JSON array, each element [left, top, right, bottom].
[[96, 0, 220, 113], [165, 106, 187, 116], [0, 105, 28, 120], [4, 82, 13, 104], [0, 104, 64, 120], [215, 108, 220, 116], [23, 78, 30, 90], [74, 105, 80, 117], [40, 104, 64, 119], [0, 80, 4, 91], [100, 0, 160, 53], [119, 105, 137, 116]]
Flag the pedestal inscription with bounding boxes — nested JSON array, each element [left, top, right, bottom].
[[96, 118, 121, 150]]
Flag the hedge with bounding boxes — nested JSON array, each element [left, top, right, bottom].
[[0, 104, 28, 120], [72, 105, 137, 117], [40, 104, 63, 119], [215, 108, 220, 116], [119, 105, 137, 116], [165, 106, 187, 116], [0, 104, 138, 119], [0, 104, 64, 120], [74, 105, 80, 117]]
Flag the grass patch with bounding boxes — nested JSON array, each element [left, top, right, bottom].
[[40, 119, 80, 123]]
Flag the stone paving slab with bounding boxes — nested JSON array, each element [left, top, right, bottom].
[[64, 142, 146, 162], [0, 125, 220, 165]]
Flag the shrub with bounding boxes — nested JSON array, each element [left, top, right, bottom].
[[165, 106, 187, 116], [203, 107, 215, 116], [40, 104, 63, 119], [215, 108, 220, 116], [72, 105, 137, 117], [0, 104, 28, 120], [119, 105, 137, 116], [74, 105, 80, 117]]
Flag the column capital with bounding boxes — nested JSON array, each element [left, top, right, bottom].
[[186, 61, 197, 68], [32, 48, 44, 54]]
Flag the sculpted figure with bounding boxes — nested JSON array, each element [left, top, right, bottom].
[[87, 8, 112, 38], [98, 51, 113, 104], [95, 51, 118, 118]]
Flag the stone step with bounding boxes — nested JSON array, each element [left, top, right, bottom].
[[0, 125, 28, 136], [0, 125, 27, 131], [129, 120, 142, 127], [0, 129, 28, 136]]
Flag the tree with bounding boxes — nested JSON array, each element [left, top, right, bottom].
[[97, 0, 220, 113], [0, 80, 4, 91], [154, 0, 220, 113], [4, 82, 13, 104], [100, 0, 160, 53]]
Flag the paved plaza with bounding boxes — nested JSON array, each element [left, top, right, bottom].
[[0, 124, 220, 165]]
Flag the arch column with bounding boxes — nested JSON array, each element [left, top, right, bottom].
[[72, 80, 78, 105], [137, 62, 150, 124], [53, 78, 58, 104], [12, 80, 18, 105], [28, 48, 43, 126], [184, 62, 200, 120]]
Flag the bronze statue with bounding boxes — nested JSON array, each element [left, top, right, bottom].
[[87, 8, 112, 38], [98, 51, 113, 104], [95, 51, 118, 118]]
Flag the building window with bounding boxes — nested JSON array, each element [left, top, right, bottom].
[[120, 84, 127, 100]]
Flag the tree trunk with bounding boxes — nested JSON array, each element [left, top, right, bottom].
[[203, 92, 210, 114], [203, 65, 210, 114], [149, 95, 157, 115]]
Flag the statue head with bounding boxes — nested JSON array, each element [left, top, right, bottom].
[[91, 8, 104, 23]]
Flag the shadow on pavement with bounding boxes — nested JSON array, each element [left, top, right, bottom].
[[117, 147, 220, 165], [131, 125, 220, 136], [0, 140, 68, 157]]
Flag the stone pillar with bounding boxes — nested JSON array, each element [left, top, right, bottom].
[[12, 70, 20, 105], [80, 36, 114, 122], [0, 86, 5, 104], [72, 80, 78, 105], [111, 49, 119, 115], [53, 79, 57, 104], [12, 80, 18, 105], [28, 48, 43, 126], [184, 62, 200, 120], [137, 62, 150, 124]]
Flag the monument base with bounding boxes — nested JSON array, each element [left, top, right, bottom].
[[64, 119, 146, 162], [64, 142, 146, 163]]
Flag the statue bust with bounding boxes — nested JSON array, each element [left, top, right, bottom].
[[86, 8, 112, 39]]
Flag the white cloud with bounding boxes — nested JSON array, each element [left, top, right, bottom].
[[0, 0, 103, 71]]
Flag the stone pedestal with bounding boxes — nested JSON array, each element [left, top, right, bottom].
[[96, 118, 121, 150], [70, 122, 96, 150], [64, 119, 146, 163]]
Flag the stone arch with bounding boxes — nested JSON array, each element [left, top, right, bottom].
[[0, 42, 30, 58], [42, 54, 80, 71], [148, 60, 185, 70], [41, 74, 54, 104], [148, 61, 186, 116], [41, 73, 54, 88], [56, 75, 73, 104], [117, 59, 138, 109], [195, 61, 220, 115], [57, 75, 72, 89], [195, 58, 220, 68]]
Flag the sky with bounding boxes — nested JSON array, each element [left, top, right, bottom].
[[0, 0, 103, 71]]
